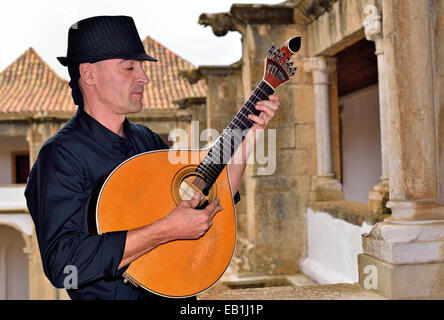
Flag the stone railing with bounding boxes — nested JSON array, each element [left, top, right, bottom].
[[0, 184, 27, 212]]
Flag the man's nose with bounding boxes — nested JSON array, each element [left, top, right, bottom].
[[137, 65, 150, 85]]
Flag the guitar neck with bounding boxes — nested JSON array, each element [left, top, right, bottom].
[[193, 80, 275, 193]]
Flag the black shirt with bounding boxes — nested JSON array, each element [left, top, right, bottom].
[[24, 107, 240, 300]]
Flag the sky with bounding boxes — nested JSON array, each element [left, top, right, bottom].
[[0, 0, 283, 79]]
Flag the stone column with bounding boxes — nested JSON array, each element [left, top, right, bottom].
[[358, 0, 444, 299], [26, 121, 65, 299], [303, 56, 343, 201], [364, 4, 390, 214], [383, 0, 440, 220]]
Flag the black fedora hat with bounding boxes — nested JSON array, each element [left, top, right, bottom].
[[57, 15, 157, 66]]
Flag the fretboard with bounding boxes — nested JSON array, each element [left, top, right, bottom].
[[194, 81, 275, 194]]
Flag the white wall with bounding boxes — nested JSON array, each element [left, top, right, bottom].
[[0, 136, 28, 185], [0, 186, 28, 212], [301, 208, 373, 284], [339, 84, 381, 204]]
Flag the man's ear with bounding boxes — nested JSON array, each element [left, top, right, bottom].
[[79, 63, 95, 86]]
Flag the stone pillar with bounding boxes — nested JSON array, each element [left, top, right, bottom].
[[383, 0, 440, 220], [26, 231, 59, 299], [303, 56, 343, 201], [358, 0, 444, 299], [364, 4, 390, 214], [26, 120, 65, 299], [26, 121, 63, 166]]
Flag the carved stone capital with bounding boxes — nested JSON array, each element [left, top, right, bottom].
[[303, 56, 336, 85], [179, 68, 203, 85], [310, 174, 344, 201], [198, 12, 237, 37], [363, 5, 382, 42], [303, 56, 336, 73]]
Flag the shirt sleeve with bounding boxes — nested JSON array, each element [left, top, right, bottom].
[[25, 141, 128, 289]]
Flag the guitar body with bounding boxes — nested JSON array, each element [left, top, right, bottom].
[[90, 149, 236, 298]]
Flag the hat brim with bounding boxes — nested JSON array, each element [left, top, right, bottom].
[[57, 52, 157, 66]]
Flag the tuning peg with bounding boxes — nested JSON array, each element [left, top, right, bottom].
[[269, 45, 275, 55]]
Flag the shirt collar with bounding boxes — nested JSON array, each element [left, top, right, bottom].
[[73, 107, 133, 154]]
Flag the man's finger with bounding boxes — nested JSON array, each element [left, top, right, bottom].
[[257, 99, 278, 112], [255, 104, 276, 118], [248, 113, 266, 126], [204, 198, 220, 214], [207, 201, 223, 220], [269, 95, 280, 106], [190, 191, 202, 208]]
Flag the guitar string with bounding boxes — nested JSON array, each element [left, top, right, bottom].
[[197, 82, 272, 184], [196, 81, 274, 185]]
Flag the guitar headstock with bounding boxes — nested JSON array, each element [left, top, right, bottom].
[[263, 36, 301, 90]]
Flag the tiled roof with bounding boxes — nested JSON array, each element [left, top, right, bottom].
[[0, 37, 206, 118], [142, 36, 207, 109], [0, 48, 74, 117]]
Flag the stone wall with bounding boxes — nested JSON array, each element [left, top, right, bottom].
[[307, 0, 380, 56]]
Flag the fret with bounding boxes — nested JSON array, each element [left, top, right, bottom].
[[196, 164, 219, 182], [229, 118, 246, 131], [199, 161, 220, 177], [233, 114, 250, 129], [237, 109, 252, 123], [227, 126, 246, 141], [243, 100, 260, 115], [238, 108, 255, 126], [256, 85, 268, 97]]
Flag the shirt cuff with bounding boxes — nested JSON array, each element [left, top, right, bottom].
[[102, 230, 129, 280]]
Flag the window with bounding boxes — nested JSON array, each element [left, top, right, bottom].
[[11, 152, 29, 184]]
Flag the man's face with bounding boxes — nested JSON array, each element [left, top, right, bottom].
[[89, 59, 150, 114]]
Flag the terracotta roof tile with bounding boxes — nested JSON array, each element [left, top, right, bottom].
[[0, 37, 206, 117], [0, 48, 74, 116], [142, 36, 207, 109]]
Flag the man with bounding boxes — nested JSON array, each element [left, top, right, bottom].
[[25, 15, 279, 300]]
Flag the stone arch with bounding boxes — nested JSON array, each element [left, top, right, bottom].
[[0, 222, 32, 299]]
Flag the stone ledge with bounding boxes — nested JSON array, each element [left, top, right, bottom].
[[198, 282, 385, 300], [308, 200, 388, 226]]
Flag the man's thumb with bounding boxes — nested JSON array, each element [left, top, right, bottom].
[[179, 191, 201, 209]]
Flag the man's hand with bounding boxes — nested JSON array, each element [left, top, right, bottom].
[[117, 192, 223, 270], [162, 192, 223, 240], [227, 95, 280, 196], [248, 95, 280, 134]]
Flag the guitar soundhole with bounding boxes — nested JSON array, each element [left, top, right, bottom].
[[171, 165, 216, 206]]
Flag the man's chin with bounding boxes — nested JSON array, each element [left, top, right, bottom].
[[126, 102, 144, 114]]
